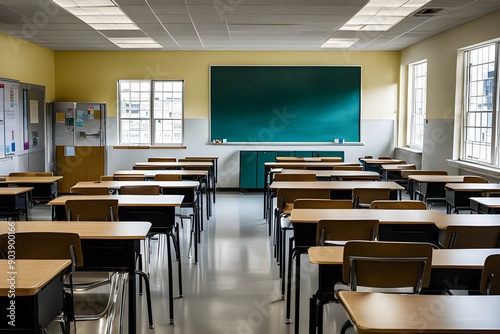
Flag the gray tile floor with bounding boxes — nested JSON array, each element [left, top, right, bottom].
[[40, 191, 353, 334], [38, 190, 448, 334]]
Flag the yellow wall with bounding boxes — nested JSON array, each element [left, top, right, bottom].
[[54, 50, 400, 118], [0, 33, 55, 101]]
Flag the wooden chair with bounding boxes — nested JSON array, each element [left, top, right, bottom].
[[275, 157, 305, 162], [378, 156, 393, 159], [154, 174, 183, 181], [332, 165, 363, 171], [320, 157, 343, 162], [65, 199, 118, 221], [293, 199, 353, 209], [118, 185, 160, 195], [463, 175, 489, 183], [442, 225, 500, 249], [480, 254, 500, 295], [9, 171, 54, 176], [113, 174, 145, 181], [369, 200, 427, 210], [100, 175, 114, 181], [133, 165, 163, 170], [148, 157, 176, 162], [273, 173, 316, 182], [0, 232, 83, 333], [316, 219, 379, 246], [338, 240, 433, 334], [352, 188, 391, 208], [70, 186, 110, 195]]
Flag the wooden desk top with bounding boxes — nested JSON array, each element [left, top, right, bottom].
[[113, 170, 208, 177], [445, 183, 500, 192], [184, 156, 219, 160], [400, 170, 448, 178], [336, 291, 500, 334], [48, 194, 184, 207], [380, 164, 416, 171], [291, 208, 500, 230], [0, 221, 152, 240], [279, 169, 380, 179], [269, 181, 404, 191], [309, 246, 500, 269], [265, 162, 359, 168], [0, 259, 71, 296], [407, 175, 465, 182], [359, 159, 405, 164], [0, 176, 63, 183], [470, 197, 500, 208], [0, 187, 34, 195], [72, 180, 199, 190], [135, 161, 212, 168]]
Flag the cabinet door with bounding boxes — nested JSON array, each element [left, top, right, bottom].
[[239, 151, 258, 189], [257, 151, 277, 189], [295, 151, 312, 157], [276, 151, 294, 157]]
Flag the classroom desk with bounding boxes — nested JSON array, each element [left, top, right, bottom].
[[470, 197, 500, 214], [0, 176, 63, 202], [0, 187, 33, 221], [0, 259, 71, 333], [280, 169, 380, 181], [114, 169, 208, 180], [0, 221, 151, 334], [408, 175, 465, 202], [336, 291, 500, 334], [184, 156, 219, 182], [380, 164, 415, 183], [445, 183, 500, 213], [309, 247, 500, 334], [358, 158, 406, 173]]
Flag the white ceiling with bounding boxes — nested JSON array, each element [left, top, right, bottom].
[[0, 0, 499, 51]]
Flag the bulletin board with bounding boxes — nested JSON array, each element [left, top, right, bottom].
[[0, 80, 20, 158], [209, 65, 361, 143]]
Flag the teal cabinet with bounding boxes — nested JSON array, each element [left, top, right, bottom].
[[239, 151, 258, 189], [239, 150, 344, 190]]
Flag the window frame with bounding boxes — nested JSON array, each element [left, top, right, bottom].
[[117, 79, 184, 146], [407, 60, 427, 150], [461, 43, 499, 167]]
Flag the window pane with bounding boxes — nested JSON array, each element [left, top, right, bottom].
[[409, 61, 427, 149]]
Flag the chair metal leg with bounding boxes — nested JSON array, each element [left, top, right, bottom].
[[135, 270, 154, 329], [286, 237, 294, 324], [166, 231, 174, 324], [294, 252, 301, 334], [340, 320, 353, 334]]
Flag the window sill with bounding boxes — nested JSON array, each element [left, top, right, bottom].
[[396, 146, 422, 154], [113, 145, 187, 149], [447, 159, 500, 179]]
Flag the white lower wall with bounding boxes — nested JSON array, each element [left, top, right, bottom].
[[106, 118, 395, 188]]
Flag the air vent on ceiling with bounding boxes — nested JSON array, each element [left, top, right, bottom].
[[413, 8, 443, 17]]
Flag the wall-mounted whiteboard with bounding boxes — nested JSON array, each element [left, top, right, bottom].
[[210, 65, 361, 143]]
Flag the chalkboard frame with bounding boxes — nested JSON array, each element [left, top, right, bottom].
[[209, 65, 362, 144]]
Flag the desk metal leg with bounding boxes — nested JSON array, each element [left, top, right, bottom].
[[166, 231, 174, 324], [128, 258, 137, 333]]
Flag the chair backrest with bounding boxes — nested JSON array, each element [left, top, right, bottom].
[[154, 174, 183, 181], [0, 232, 83, 268], [9, 171, 53, 176], [378, 156, 393, 159], [480, 254, 500, 295], [100, 175, 114, 181], [443, 225, 500, 249], [65, 199, 118, 221], [275, 157, 305, 162], [463, 176, 489, 183], [70, 186, 110, 195], [113, 174, 145, 181], [332, 165, 363, 171], [133, 165, 162, 170], [273, 173, 316, 182], [293, 199, 353, 209], [148, 157, 176, 162], [119, 185, 160, 195], [369, 200, 427, 210], [401, 170, 448, 177], [320, 157, 343, 162], [316, 219, 379, 246], [343, 240, 433, 292], [276, 188, 330, 214], [352, 188, 391, 208]]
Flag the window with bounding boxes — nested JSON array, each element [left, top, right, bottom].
[[118, 80, 183, 145], [462, 43, 498, 166], [408, 61, 427, 149]]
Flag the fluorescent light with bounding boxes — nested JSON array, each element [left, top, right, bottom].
[[321, 38, 359, 48], [109, 37, 162, 49], [340, 0, 431, 31], [50, 0, 161, 47]]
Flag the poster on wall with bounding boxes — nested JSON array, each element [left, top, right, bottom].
[[0, 84, 4, 157]]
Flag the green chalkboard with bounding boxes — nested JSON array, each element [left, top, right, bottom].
[[210, 66, 361, 143]]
